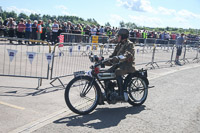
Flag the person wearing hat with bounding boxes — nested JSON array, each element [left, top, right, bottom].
[[7, 18, 16, 43], [106, 28, 136, 101], [175, 33, 185, 65]]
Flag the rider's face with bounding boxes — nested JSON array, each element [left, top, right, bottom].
[[117, 35, 121, 43]]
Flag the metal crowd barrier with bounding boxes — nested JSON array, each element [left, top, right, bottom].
[[0, 37, 52, 88], [48, 42, 109, 87], [0, 35, 199, 88], [60, 33, 109, 44], [61, 33, 90, 43]]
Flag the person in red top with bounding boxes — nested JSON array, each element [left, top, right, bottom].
[[17, 19, 25, 44], [37, 20, 42, 42]]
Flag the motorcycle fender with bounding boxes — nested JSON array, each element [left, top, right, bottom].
[[124, 73, 149, 90], [140, 76, 149, 86]]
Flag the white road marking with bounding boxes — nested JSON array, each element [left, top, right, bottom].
[[0, 101, 25, 110]]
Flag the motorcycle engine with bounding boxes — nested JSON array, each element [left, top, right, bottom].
[[105, 81, 118, 104]]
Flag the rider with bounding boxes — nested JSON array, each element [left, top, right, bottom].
[[107, 28, 136, 100]]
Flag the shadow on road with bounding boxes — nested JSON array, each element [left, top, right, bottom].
[[54, 105, 146, 129], [0, 85, 65, 97]]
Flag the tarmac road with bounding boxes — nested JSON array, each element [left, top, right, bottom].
[[0, 63, 200, 133], [31, 65, 200, 133]]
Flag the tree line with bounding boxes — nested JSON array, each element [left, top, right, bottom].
[[0, 10, 199, 35]]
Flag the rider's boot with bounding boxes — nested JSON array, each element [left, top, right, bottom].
[[116, 76, 126, 101], [98, 92, 105, 105]]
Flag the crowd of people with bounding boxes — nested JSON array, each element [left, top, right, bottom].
[[0, 17, 199, 44]]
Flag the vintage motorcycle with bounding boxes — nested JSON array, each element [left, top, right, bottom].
[[65, 54, 151, 115]]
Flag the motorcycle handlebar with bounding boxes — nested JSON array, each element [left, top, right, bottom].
[[92, 58, 112, 68]]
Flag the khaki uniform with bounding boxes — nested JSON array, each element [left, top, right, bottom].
[[109, 39, 136, 76]]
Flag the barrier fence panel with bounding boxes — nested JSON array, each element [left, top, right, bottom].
[[50, 43, 104, 80], [0, 38, 51, 79], [61, 33, 109, 44], [0, 35, 199, 88], [61, 33, 90, 43]]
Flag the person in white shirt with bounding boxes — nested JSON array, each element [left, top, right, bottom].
[[52, 20, 59, 45]]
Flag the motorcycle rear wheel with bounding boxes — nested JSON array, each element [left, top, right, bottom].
[[126, 77, 148, 106]]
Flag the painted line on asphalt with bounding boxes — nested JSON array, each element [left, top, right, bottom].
[[0, 101, 25, 110]]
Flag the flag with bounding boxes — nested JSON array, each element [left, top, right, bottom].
[[7, 49, 17, 62], [45, 53, 53, 65], [26, 52, 36, 64]]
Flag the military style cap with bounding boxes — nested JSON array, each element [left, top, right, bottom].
[[116, 28, 129, 36]]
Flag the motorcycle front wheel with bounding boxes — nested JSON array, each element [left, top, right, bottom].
[[65, 76, 100, 115], [126, 77, 148, 106]]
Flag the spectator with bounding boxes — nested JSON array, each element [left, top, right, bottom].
[[61, 21, 66, 33], [129, 29, 135, 38], [74, 24, 81, 42], [111, 27, 116, 36], [7, 18, 16, 43], [25, 19, 32, 44], [45, 19, 52, 43], [66, 21, 74, 42], [165, 32, 170, 40], [1, 18, 8, 37], [96, 25, 100, 35], [142, 30, 147, 39], [84, 25, 91, 43], [90, 25, 97, 35], [66, 21, 72, 33], [171, 33, 176, 40], [106, 27, 112, 38], [37, 20, 42, 41], [52, 20, 59, 45], [84, 25, 91, 35], [80, 24, 85, 35], [136, 30, 141, 38], [175, 33, 185, 65], [161, 31, 166, 40], [41, 20, 46, 41], [32, 20, 38, 44], [99, 26, 104, 35], [17, 19, 26, 44], [57, 21, 62, 36]]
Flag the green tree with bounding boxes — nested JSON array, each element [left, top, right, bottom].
[[1, 12, 6, 21], [18, 13, 29, 20], [105, 22, 111, 27], [6, 11, 17, 19], [30, 13, 40, 21], [125, 22, 137, 29], [119, 21, 125, 28]]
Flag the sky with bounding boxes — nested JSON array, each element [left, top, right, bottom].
[[1, 0, 200, 29]]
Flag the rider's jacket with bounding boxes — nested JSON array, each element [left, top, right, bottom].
[[109, 39, 136, 76]]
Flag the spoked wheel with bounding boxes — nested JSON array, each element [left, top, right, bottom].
[[65, 76, 100, 115], [126, 77, 148, 106]]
